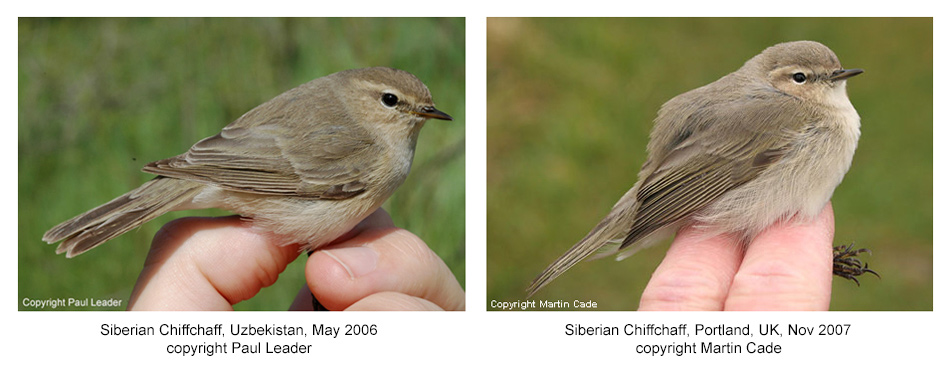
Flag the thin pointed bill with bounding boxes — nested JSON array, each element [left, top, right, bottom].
[[830, 68, 864, 81], [413, 106, 453, 121]]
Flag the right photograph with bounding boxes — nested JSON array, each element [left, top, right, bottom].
[[487, 18, 932, 311]]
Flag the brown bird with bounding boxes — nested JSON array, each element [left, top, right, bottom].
[[44, 67, 452, 258], [528, 41, 872, 297]]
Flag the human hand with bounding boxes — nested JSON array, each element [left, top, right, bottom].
[[128, 209, 464, 311], [638, 202, 835, 310], [291, 209, 465, 311]]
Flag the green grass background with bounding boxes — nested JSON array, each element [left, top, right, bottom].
[[487, 18, 932, 310], [19, 18, 465, 310]]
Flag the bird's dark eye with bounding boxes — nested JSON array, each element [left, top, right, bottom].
[[792, 72, 807, 84], [381, 93, 399, 107]]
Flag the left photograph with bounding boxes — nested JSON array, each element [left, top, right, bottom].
[[19, 18, 465, 311]]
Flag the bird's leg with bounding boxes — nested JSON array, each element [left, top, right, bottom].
[[832, 243, 879, 286]]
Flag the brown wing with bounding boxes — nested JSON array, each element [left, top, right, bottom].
[[620, 99, 805, 248], [144, 121, 376, 200]]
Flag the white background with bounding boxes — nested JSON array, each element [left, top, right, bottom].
[[10, 2, 944, 369]]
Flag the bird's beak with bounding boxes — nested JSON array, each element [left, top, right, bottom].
[[830, 68, 864, 81], [413, 106, 453, 121]]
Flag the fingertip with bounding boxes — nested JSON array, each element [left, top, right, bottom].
[[306, 227, 464, 311], [131, 216, 300, 310], [724, 202, 835, 310], [639, 226, 743, 311]]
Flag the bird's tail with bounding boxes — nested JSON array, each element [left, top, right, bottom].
[[43, 177, 204, 257], [526, 214, 625, 298]]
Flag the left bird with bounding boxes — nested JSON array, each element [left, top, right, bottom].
[[44, 67, 453, 258]]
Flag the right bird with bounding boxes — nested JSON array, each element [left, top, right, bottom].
[[528, 40, 875, 297]]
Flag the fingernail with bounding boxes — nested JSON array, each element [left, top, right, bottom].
[[322, 247, 378, 279]]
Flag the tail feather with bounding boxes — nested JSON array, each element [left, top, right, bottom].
[[527, 174, 700, 297], [526, 214, 624, 297], [43, 177, 204, 257]]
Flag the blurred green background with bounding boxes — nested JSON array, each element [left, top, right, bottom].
[[19, 18, 465, 310], [487, 18, 931, 310]]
